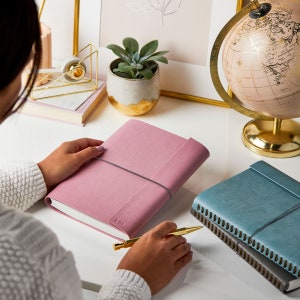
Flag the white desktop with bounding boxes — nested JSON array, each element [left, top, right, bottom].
[[0, 95, 299, 299]]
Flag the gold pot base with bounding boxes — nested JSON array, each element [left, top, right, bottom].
[[242, 119, 300, 158], [108, 96, 158, 116]]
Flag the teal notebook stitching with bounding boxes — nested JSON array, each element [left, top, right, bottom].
[[191, 160, 300, 278]]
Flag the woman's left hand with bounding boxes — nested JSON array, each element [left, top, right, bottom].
[[38, 138, 104, 191]]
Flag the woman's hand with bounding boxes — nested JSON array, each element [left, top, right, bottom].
[[38, 138, 104, 191], [117, 221, 193, 295]]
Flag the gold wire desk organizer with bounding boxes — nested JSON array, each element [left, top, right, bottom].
[[30, 43, 99, 100]]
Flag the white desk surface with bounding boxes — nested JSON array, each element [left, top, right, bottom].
[[0, 95, 299, 300]]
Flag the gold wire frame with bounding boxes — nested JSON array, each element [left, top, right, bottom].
[[33, 0, 99, 100], [31, 44, 99, 100], [161, 0, 243, 108]]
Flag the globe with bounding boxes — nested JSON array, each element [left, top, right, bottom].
[[223, 0, 300, 119], [210, 0, 300, 158]]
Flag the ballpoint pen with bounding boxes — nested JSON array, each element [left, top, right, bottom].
[[113, 226, 203, 250]]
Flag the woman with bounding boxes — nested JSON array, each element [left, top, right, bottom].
[[0, 1, 193, 299]]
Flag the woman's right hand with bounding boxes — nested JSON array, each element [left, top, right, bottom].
[[117, 221, 193, 295]]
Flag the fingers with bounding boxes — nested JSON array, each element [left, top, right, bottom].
[[142, 221, 191, 261], [74, 143, 105, 162], [174, 250, 193, 273], [117, 221, 193, 295], [74, 138, 103, 150], [166, 235, 193, 274], [63, 138, 103, 152], [62, 138, 105, 164], [150, 221, 177, 238], [167, 235, 187, 251], [38, 138, 105, 191], [171, 237, 191, 258], [145, 221, 192, 264]]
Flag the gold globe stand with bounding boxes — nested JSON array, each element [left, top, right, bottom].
[[242, 119, 300, 158], [210, 0, 300, 158]]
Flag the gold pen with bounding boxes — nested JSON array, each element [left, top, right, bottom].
[[113, 226, 203, 250]]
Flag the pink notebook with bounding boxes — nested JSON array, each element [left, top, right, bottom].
[[45, 120, 209, 240]]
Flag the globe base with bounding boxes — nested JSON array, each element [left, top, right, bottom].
[[242, 119, 300, 158]]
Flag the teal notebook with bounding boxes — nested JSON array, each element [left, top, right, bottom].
[[191, 161, 300, 278]]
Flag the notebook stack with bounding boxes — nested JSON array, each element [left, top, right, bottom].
[[191, 161, 300, 293]]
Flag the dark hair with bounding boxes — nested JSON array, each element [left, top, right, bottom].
[[0, 0, 41, 116]]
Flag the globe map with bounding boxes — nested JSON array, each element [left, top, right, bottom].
[[222, 0, 300, 119]]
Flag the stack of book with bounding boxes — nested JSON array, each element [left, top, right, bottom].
[[19, 80, 107, 126], [191, 161, 300, 293]]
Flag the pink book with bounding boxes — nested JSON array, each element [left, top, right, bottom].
[[45, 119, 210, 240]]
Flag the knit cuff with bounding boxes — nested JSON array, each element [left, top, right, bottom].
[[28, 161, 47, 200], [97, 269, 151, 300], [0, 160, 47, 210]]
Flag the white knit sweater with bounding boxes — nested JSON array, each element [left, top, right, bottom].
[[0, 160, 151, 300]]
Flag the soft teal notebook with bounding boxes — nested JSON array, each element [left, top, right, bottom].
[[191, 161, 300, 278]]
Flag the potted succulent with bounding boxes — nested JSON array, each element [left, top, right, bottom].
[[106, 37, 169, 115]]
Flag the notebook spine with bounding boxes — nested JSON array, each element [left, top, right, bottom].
[[191, 208, 286, 292]]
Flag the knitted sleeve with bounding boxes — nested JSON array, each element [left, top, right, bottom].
[[0, 161, 152, 300], [97, 269, 151, 300], [0, 205, 83, 300], [0, 160, 47, 210]]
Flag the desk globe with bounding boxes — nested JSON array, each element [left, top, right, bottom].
[[210, 0, 300, 158]]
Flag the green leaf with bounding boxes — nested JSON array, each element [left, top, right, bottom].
[[106, 44, 132, 65], [115, 63, 130, 72], [113, 71, 132, 79], [117, 61, 130, 69], [123, 37, 139, 55], [140, 40, 158, 58], [132, 52, 140, 63], [130, 62, 143, 70], [106, 44, 126, 58], [143, 60, 156, 68], [139, 50, 169, 63], [152, 50, 169, 57], [149, 55, 168, 64], [139, 68, 154, 80], [113, 67, 135, 79]]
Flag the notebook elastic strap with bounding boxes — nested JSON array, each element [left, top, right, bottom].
[[96, 158, 173, 201]]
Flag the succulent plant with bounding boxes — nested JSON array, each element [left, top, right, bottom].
[[107, 37, 169, 80]]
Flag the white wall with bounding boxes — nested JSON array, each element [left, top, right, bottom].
[[35, 0, 239, 99]]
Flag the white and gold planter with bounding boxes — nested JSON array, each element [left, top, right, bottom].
[[107, 59, 160, 116]]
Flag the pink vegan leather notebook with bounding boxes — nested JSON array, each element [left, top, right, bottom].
[[45, 119, 210, 240]]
